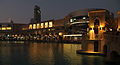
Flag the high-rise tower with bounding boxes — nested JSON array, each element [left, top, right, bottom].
[[34, 5, 41, 23]]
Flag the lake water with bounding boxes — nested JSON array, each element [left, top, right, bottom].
[[0, 41, 108, 65]]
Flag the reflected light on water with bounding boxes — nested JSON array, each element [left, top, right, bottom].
[[0, 41, 107, 65]]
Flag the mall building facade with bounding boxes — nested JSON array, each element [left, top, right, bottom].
[[0, 6, 119, 43]]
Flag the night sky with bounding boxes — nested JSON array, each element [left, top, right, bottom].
[[0, 0, 120, 24]]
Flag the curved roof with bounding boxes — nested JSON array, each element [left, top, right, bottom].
[[68, 8, 106, 17]]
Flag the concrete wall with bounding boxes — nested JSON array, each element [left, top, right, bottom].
[[103, 32, 120, 61]]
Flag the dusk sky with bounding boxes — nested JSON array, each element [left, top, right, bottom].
[[0, 0, 120, 24]]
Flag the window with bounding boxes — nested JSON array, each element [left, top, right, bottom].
[[49, 22, 53, 27], [29, 24, 32, 29], [7, 27, 12, 30], [2, 27, 6, 30], [70, 19, 73, 22], [94, 19, 99, 26], [45, 22, 48, 28], [37, 23, 40, 29], [41, 23, 44, 28], [33, 24, 36, 29]]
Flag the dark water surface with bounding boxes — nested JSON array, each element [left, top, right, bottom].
[[0, 41, 107, 65]]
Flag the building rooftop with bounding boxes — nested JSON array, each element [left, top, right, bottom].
[[68, 8, 106, 17]]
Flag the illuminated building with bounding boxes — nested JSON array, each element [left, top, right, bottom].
[[26, 8, 119, 42], [0, 23, 12, 31], [64, 9, 106, 41], [0, 7, 120, 44], [27, 19, 65, 41], [80, 9, 119, 55]]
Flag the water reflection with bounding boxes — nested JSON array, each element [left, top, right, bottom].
[[0, 41, 107, 65]]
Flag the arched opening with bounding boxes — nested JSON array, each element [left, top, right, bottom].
[[94, 41, 99, 52], [110, 51, 120, 60], [94, 19, 100, 34], [94, 19, 100, 26], [103, 45, 107, 56]]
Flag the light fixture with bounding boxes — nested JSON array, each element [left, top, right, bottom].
[[83, 17, 86, 19]]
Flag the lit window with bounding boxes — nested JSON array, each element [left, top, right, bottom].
[[29, 24, 32, 29], [49, 22, 53, 27], [74, 18, 76, 20], [86, 21, 89, 23], [7, 27, 12, 30], [15, 34, 17, 37], [37, 23, 40, 29], [33, 24, 36, 29], [2, 27, 6, 30], [41, 23, 44, 28], [70, 19, 73, 22], [45, 22, 48, 28]]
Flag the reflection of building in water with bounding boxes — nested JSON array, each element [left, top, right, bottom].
[[28, 43, 64, 65]]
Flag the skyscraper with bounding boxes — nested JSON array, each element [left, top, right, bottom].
[[34, 5, 41, 23]]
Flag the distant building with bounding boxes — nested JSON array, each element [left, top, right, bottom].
[[27, 19, 65, 41], [34, 5, 41, 23]]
